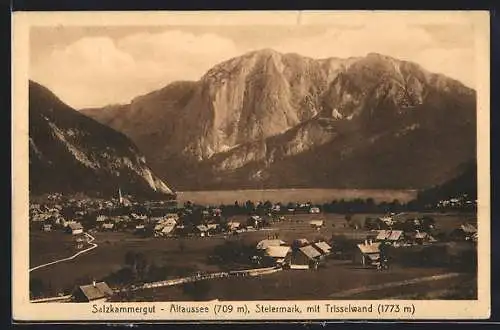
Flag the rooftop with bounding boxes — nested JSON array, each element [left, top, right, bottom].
[[76, 282, 113, 301], [357, 242, 381, 254], [299, 245, 322, 259], [256, 239, 286, 250], [265, 245, 291, 258], [313, 241, 332, 254]]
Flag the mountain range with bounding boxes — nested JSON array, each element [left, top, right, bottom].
[[29, 81, 174, 198], [74, 49, 475, 192]]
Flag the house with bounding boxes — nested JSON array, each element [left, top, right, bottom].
[[207, 223, 220, 235], [256, 239, 286, 250], [134, 224, 146, 234], [387, 230, 404, 245], [161, 224, 176, 236], [131, 213, 147, 221], [379, 216, 394, 226], [313, 241, 332, 256], [68, 222, 84, 235], [153, 223, 165, 237], [375, 230, 404, 246], [292, 238, 310, 250], [163, 217, 177, 227], [271, 204, 281, 212], [101, 222, 115, 231], [71, 281, 114, 303], [354, 241, 382, 267], [450, 223, 477, 241], [461, 223, 477, 237], [157, 214, 179, 226], [247, 215, 263, 228], [96, 215, 107, 223], [264, 245, 292, 266], [309, 207, 321, 214], [226, 221, 241, 231], [290, 245, 322, 269], [412, 231, 437, 245], [309, 220, 324, 229], [195, 224, 209, 237]]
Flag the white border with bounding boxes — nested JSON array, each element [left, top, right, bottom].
[[12, 10, 491, 321]]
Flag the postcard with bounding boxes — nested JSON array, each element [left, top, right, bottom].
[[12, 10, 490, 321]]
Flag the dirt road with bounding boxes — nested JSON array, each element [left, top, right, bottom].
[[29, 233, 97, 272]]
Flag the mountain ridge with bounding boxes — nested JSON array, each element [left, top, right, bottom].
[[29, 80, 175, 198], [80, 49, 476, 191]]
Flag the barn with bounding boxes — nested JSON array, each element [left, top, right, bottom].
[[71, 281, 113, 303]]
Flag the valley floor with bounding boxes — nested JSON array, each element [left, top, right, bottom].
[[29, 212, 477, 301]]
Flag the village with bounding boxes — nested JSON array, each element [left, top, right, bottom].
[[29, 190, 478, 303]]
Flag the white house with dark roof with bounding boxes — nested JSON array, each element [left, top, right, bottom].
[[161, 224, 176, 236], [290, 245, 322, 270], [68, 222, 84, 235], [264, 245, 292, 266], [101, 222, 114, 231], [71, 281, 113, 303], [354, 241, 382, 266], [309, 220, 324, 229], [256, 239, 286, 250], [375, 230, 404, 246], [292, 238, 310, 249], [313, 241, 332, 256], [195, 224, 209, 237], [226, 221, 241, 231]]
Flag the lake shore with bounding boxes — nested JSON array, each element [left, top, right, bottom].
[[176, 188, 418, 206]]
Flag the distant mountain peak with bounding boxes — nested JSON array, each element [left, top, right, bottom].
[[81, 51, 476, 191]]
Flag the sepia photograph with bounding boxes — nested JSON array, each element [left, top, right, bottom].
[[12, 10, 490, 321]]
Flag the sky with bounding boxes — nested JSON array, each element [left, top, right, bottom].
[[30, 21, 476, 109]]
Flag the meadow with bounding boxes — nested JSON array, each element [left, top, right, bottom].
[[29, 211, 476, 299]]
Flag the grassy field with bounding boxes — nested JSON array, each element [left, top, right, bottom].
[[29, 211, 476, 298], [177, 188, 417, 206], [128, 262, 475, 301], [29, 231, 229, 294], [29, 231, 91, 268]]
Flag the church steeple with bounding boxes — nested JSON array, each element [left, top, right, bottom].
[[118, 187, 123, 204]]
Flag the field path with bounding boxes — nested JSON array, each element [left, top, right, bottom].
[[329, 272, 461, 298], [29, 232, 98, 272]]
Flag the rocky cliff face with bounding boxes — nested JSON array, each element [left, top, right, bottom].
[[29, 81, 174, 198], [81, 50, 476, 191]]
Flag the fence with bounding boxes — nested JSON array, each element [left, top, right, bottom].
[[131, 266, 282, 291], [30, 295, 72, 304], [31, 267, 282, 302]]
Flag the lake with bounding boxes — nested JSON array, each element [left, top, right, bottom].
[[176, 188, 418, 206]]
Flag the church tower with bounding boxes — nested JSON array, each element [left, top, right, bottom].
[[118, 187, 123, 204]]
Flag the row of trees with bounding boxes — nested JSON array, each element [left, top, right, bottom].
[[181, 196, 474, 220]]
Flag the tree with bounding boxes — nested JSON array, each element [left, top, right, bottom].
[[365, 198, 376, 212], [245, 200, 255, 213], [30, 277, 46, 299], [421, 216, 436, 231], [124, 251, 149, 280], [124, 251, 136, 268], [182, 280, 212, 300], [390, 199, 402, 213], [135, 253, 149, 280], [263, 200, 273, 210]]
